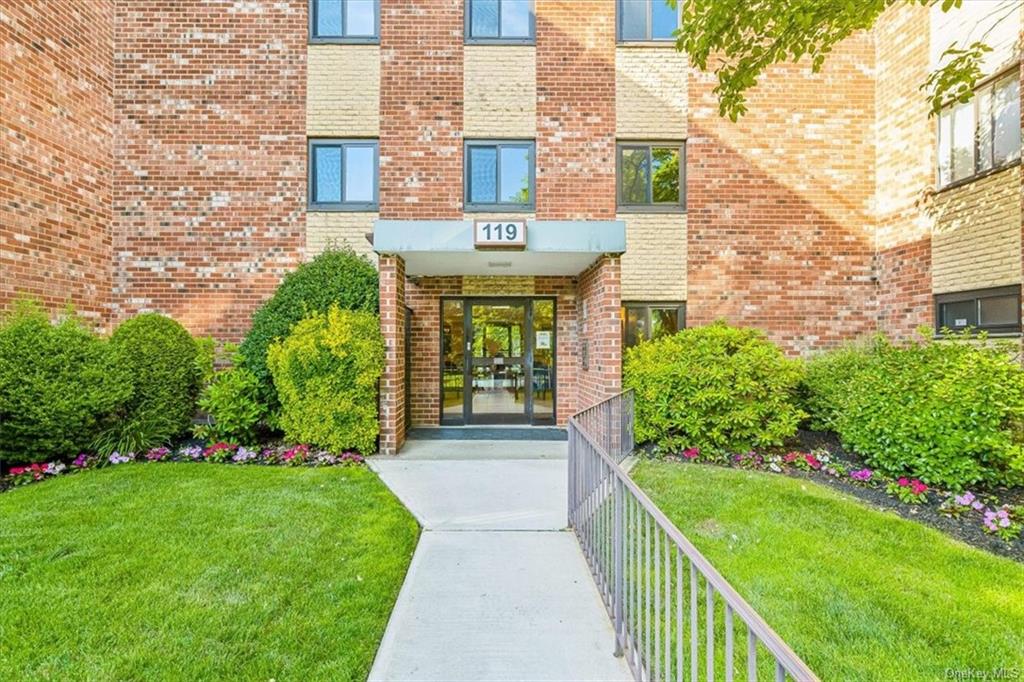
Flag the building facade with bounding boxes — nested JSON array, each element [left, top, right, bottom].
[[2, 0, 1022, 454]]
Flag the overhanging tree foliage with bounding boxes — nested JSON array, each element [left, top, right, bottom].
[[675, 0, 1013, 120]]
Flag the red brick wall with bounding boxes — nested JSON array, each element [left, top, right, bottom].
[[874, 5, 934, 340], [379, 0, 463, 219], [379, 255, 406, 454], [0, 0, 114, 324], [535, 0, 616, 220], [686, 36, 878, 355], [111, 0, 307, 339], [577, 256, 622, 410]]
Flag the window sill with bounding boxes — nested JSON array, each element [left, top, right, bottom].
[[308, 37, 380, 45], [616, 205, 686, 214], [464, 205, 534, 213], [934, 158, 1021, 195], [932, 331, 1022, 339], [307, 204, 379, 212], [465, 38, 535, 46], [616, 40, 678, 48]]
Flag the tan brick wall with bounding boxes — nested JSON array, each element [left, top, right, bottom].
[[307, 45, 380, 137], [932, 166, 1022, 294], [464, 46, 536, 138], [306, 212, 378, 261], [618, 213, 687, 301], [873, 4, 934, 339], [615, 46, 687, 139]]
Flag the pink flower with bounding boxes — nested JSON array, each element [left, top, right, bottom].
[[898, 477, 909, 487], [9, 467, 25, 476], [782, 452, 800, 464], [681, 447, 700, 460], [910, 480, 927, 495], [804, 454, 821, 470]]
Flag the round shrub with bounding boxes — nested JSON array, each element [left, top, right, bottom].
[[239, 248, 379, 406], [830, 336, 1024, 489], [100, 313, 200, 454], [267, 306, 384, 454], [195, 366, 267, 444], [624, 322, 806, 454], [0, 302, 132, 463]]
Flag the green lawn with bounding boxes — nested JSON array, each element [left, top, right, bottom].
[[0, 464, 419, 681], [632, 460, 1024, 682]]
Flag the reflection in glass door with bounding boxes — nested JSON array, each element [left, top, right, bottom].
[[439, 298, 556, 425], [470, 302, 526, 422]]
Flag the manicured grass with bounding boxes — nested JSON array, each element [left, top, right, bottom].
[[632, 461, 1024, 682], [0, 464, 419, 681]]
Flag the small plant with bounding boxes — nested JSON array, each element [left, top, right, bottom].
[[982, 506, 1022, 542], [681, 447, 701, 461], [282, 444, 310, 466], [231, 447, 259, 464], [791, 451, 823, 472], [145, 447, 171, 462], [886, 477, 929, 504], [195, 366, 267, 445], [203, 442, 237, 464], [849, 468, 874, 484], [108, 452, 135, 465], [179, 445, 205, 461], [939, 490, 978, 519], [733, 451, 764, 469]]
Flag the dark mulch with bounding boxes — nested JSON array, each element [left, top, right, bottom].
[[647, 430, 1024, 563]]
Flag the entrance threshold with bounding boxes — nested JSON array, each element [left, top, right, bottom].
[[408, 426, 567, 441]]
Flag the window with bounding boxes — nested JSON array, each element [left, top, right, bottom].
[[617, 142, 685, 209], [310, 0, 378, 42], [308, 140, 378, 209], [465, 140, 535, 210], [622, 303, 685, 348], [618, 0, 679, 42], [935, 286, 1021, 335], [467, 0, 534, 43], [937, 70, 1021, 188]]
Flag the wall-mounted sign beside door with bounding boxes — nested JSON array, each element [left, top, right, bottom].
[[474, 220, 527, 249]]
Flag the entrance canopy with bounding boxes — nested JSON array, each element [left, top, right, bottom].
[[372, 219, 625, 276]]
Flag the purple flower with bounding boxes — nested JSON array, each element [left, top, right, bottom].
[[971, 500, 985, 511], [180, 446, 204, 460], [849, 469, 873, 481], [954, 491, 975, 507], [232, 447, 258, 463], [108, 452, 132, 465], [72, 454, 89, 469]]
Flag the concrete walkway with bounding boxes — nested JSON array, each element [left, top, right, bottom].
[[368, 441, 632, 682]]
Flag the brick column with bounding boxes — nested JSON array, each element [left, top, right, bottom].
[[379, 255, 406, 454], [577, 255, 622, 410]]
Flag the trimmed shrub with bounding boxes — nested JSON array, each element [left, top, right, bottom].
[[98, 313, 201, 454], [802, 335, 890, 431], [195, 367, 267, 444], [0, 302, 131, 463], [239, 248, 378, 406], [267, 307, 384, 454], [826, 335, 1024, 489], [624, 322, 806, 454]]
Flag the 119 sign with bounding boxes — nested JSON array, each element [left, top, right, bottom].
[[474, 220, 527, 249]]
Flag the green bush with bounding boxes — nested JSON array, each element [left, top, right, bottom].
[[98, 313, 200, 454], [0, 302, 131, 463], [824, 334, 1024, 489], [267, 306, 384, 454], [624, 322, 806, 454], [802, 335, 890, 431], [239, 248, 379, 406], [195, 367, 267, 444]]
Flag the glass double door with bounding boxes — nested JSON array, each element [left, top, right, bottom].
[[442, 298, 555, 425]]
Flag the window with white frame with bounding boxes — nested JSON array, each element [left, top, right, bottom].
[[937, 70, 1021, 188]]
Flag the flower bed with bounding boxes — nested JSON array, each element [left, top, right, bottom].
[[0, 442, 365, 494], [648, 433, 1023, 561]]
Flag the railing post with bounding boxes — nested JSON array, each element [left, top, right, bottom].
[[612, 476, 624, 656]]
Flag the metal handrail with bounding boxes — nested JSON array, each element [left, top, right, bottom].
[[568, 390, 818, 682]]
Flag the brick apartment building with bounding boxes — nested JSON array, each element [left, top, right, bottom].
[[1, 1, 1022, 453]]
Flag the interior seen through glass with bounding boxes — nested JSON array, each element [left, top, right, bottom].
[[441, 299, 554, 422]]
